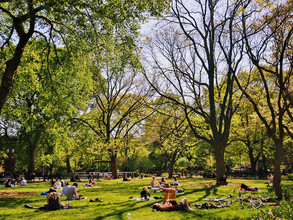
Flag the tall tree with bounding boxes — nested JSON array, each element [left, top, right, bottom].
[[230, 93, 269, 176], [237, 0, 293, 196], [145, 98, 194, 178], [143, 0, 246, 183], [1, 39, 90, 174], [77, 37, 154, 178], [0, 0, 171, 113]]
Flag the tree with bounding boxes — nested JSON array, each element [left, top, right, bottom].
[[145, 98, 194, 178], [230, 93, 270, 176], [0, 0, 171, 113], [76, 37, 154, 178], [143, 0, 246, 183], [1, 39, 90, 174], [237, 0, 293, 196]]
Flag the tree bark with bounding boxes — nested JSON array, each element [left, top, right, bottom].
[[0, 18, 35, 113], [214, 147, 225, 183], [273, 141, 283, 198], [168, 160, 175, 178], [27, 125, 46, 174], [248, 147, 260, 176], [66, 156, 72, 174], [110, 155, 118, 179], [27, 145, 37, 175]]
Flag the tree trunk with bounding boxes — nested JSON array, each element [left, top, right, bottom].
[[49, 163, 53, 177], [27, 126, 46, 174], [214, 147, 225, 183], [28, 146, 37, 175], [110, 155, 118, 179], [273, 141, 283, 198], [168, 160, 175, 178], [66, 156, 72, 174], [262, 155, 268, 178], [0, 22, 35, 113], [248, 147, 259, 176]]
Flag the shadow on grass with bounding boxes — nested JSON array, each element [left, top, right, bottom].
[[94, 199, 158, 219], [181, 184, 219, 202]]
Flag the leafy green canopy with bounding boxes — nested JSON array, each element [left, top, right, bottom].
[[0, 0, 171, 112]]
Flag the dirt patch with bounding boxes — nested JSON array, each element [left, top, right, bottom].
[[186, 183, 240, 188], [0, 191, 38, 198]]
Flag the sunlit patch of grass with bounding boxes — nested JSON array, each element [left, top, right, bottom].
[[0, 178, 292, 219]]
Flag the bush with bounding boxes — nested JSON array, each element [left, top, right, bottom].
[[253, 201, 293, 220], [202, 170, 216, 178]]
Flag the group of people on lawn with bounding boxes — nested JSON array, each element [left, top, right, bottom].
[[147, 176, 193, 211], [5, 177, 27, 187], [151, 176, 179, 188], [25, 182, 84, 210], [23, 174, 272, 212], [24, 176, 193, 212]]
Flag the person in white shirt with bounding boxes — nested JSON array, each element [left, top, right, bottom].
[[66, 183, 83, 200], [20, 178, 27, 186], [172, 177, 179, 186], [54, 179, 62, 190], [61, 183, 70, 196]]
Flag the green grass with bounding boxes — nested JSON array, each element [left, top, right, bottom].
[[0, 178, 292, 219]]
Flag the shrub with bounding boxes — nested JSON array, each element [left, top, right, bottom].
[[253, 201, 293, 220]]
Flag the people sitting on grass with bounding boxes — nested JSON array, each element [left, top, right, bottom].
[[66, 183, 84, 200], [267, 173, 274, 187], [140, 186, 151, 201], [159, 177, 168, 187], [11, 177, 16, 185], [217, 175, 228, 185], [152, 187, 194, 211], [151, 176, 160, 188], [20, 178, 27, 186], [61, 182, 70, 196], [25, 188, 72, 211], [51, 178, 56, 187], [171, 177, 179, 186], [123, 174, 131, 181], [54, 179, 62, 190], [60, 178, 65, 187], [5, 178, 12, 187], [89, 177, 96, 184], [240, 183, 258, 191]]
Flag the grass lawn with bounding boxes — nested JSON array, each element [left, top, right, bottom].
[[0, 177, 292, 219]]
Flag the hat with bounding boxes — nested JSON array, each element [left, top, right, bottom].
[[73, 182, 78, 186]]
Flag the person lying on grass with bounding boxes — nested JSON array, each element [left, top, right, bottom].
[[25, 188, 72, 211], [152, 187, 194, 211], [240, 183, 258, 191]]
